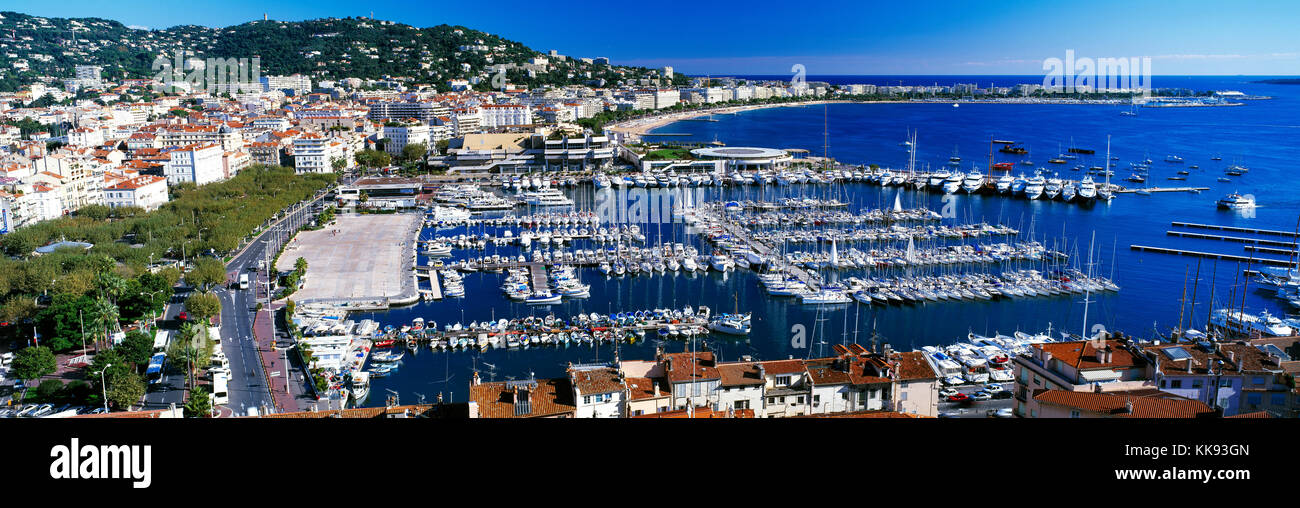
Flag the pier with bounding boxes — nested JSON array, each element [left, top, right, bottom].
[[1129, 245, 1296, 266], [1115, 187, 1209, 194], [1172, 222, 1300, 239], [1243, 245, 1300, 257], [1164, 231, 1299, 249]]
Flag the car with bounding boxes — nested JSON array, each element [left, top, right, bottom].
[[177, 311, 188, 321], [938, 411, 961, 418], [971, 391, 993, 401], [987, 408, 1015, 418], [16, 404, 38, 417], [939, 388, 959, 398], [993, 390, 1014, 400], [946, 393, 970, 402], [32, 404, 54, 417], [90, 407, 109, 415], [983, 383, 1005, 393]]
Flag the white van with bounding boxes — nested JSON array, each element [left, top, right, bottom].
[[210, 372, 229, 406]]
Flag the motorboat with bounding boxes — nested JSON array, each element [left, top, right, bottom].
[[1216, 193, 1255, 210]]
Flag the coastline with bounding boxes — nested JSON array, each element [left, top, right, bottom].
[[607, 97, 1147, 139]]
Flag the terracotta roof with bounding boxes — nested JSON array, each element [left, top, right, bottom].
[[1147, 342, 1281, 376], [892, 351, 939, 381], [758, 359, 806, 375], [804, 359, 852, 385], [1036, 339, 1143, 371], [1226, 411, 1274, 419], [255, 404, 442, 418], [792, 410, 932, 419], [662, 351, 720, 384], [625, 376, 669, 401], [717, 362, 766, 387], [632, 407, 754, 418], [469, 378, 575, 418], [1033, 389, 1215, 418], [570, 366, 624, 395]]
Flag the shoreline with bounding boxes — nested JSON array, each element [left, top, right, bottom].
[[606, 97, 1189, 139]]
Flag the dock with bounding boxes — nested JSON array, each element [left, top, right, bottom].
[[423, 270, 442, 300], [1129, 245, 1296, 267], [1243, 245, 1300, 257], [1115, 187, 1209, 194], [1164, 231, 1299, 249], [1172, 222, 1300, 239], [529, 263, 549, 289]]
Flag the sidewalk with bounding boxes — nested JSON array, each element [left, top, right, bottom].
[[252, 306, 302, 413]]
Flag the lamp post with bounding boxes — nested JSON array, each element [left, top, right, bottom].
[[142, 289, 164, 334], [99, 363, 111, 413]]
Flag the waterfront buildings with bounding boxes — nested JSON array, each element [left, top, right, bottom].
[[381, 122, 430, 156], [1012, 336, 1153, 417], [292, 133, 349, 174], [163, 143, 225, 186]]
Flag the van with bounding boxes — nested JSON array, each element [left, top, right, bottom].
[[211, 372, 229, 406], [239, 273, 250, 290]]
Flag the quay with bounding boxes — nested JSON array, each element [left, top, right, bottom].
[[1243, 245, 1300, 257], [1173, 222, 1300, 239], [1129, 245, 1296, 267], [1164, 231, 1298, 249], [1115, 187, 1209, 194]]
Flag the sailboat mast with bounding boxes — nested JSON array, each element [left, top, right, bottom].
[[1082, 230, 1095, 339]]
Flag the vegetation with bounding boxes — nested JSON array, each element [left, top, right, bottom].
[[9, 345, 55, 380], [184, 385, 212, 418], [184, 292, 222, 324], [0, 165, 332, 345]]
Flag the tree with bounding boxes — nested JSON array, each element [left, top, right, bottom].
[[105, 371, 146, 410], [117, 330, 155, 369], [401, 142, 428, 165], [36, 379, 65, 401], [285, 299, 296, 317], [330, 157, 346, 172], [10, 346, 56, 380], [184, 292, 222, 324], [185, 257, 227, 291], [185, 385, 212, 417], [294, 257, 308, 273], [35, 294, 98, 352]]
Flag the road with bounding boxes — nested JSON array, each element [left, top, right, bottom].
[[140, 289, 192, 410], [145, 188, 331, 416]]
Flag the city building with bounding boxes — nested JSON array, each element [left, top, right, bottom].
[[163, 144, 225, 186], [103, 174, 168, 211]]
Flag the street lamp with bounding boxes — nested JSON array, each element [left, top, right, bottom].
[[98, 363, 112, 413], [142, 289, 165, 333]]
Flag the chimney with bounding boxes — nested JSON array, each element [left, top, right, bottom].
[[756, 363, 765, 378], [472, 370, 481, 386], [1041, 349, 1053, 366], [1187, 359, 1194, 374], [1124, 399, 1133, 414]]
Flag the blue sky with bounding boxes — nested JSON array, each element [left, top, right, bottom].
[[6, 0, 1298, 75]]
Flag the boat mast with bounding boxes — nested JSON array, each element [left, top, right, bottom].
[[1176, 264, 1189, 338], [1081, 230, 1095, 340]]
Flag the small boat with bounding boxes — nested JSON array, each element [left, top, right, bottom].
[[525, 290, 562, 304]]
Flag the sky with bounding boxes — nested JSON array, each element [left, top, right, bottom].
[[6, 0, 1299, 75]]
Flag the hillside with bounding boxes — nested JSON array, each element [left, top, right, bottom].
[[0, 12, 682, 92]]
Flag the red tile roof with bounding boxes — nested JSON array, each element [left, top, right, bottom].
[[1033, 389, 1215, 418]]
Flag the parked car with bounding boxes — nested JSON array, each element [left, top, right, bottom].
[[993, 390, 1014, 400], [946, 393, 970, 402], [987, 408, 1015, 418], [177, 311, 188, 321], [971, 391, 993, 401], [32, 404, 54, 417], [939, 387, 959, 398], [983, 383, 1005, 393]]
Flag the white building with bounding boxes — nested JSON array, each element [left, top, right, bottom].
[[261, 74, 312, 95], [380, 123, 430, 156], [569, 365, 625, 418], [293, 134, 347, 174], [103, 175, 169, 211], [164, 144, 225, 186], [478, 104, 532, 129]]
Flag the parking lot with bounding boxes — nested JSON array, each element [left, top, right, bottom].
[[938, 382, 1017, 418]]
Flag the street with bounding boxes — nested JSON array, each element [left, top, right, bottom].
[[144, 189, 330, 416]]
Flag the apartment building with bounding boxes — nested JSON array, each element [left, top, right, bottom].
[[479, 104, 532, 129], [163, 144, 225, 186], [292, 134, 347, 174], [103, 174, 168, 210], [1012, 336, 1153, 417], [1143, 340, 1298, 417], [380, 122, 430, 156]]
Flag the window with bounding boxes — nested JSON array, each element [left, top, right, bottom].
[[1070, 410, 1080, 418], [776, 375, 791, 386], [1247, 393, 1262, 407], [900, 392, 908, 401], [583, 396, 591, 404], [633, 410, 643, 416], [1270, 393, 1285, 406], [797, 396, 805, 405], [813, 395, 820, 403], [767, 397, 776, 405], [734, 400, 749, 410], [1220, 378, 1232, 388], [1032, 375, 1041, 386], [1192, 380, 1203, 389], [1170, 380, 1182, 389], [1252, 377, 1265, 386]]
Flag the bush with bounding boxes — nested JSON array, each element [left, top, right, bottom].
[[36, 379, 65, 401]]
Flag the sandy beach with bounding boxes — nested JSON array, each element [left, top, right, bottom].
[[606, 100, 853, 138]]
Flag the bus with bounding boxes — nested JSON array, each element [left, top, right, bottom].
[[152, 330, 170, 353], [239, 273, 250, 290], [145, 353, 167, 386]]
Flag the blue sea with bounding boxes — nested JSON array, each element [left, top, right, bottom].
[[358, 75, 1300, 406]]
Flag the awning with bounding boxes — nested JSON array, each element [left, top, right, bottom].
[[1079, 369, 1122, 382]]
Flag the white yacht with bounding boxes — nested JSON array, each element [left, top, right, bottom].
[[1077, 175, 1098, 201], [928, 170, 951, 189], [941, 172, 964, 194], [996, 174, 1014, 194], [961, 170, 984, 194], [1216, 193, 1255, 210], [1043, 177, 1063, 200], [1024, 175, 1046, 200]]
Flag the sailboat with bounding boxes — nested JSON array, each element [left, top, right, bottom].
[[1098, 135, 1115, 203]]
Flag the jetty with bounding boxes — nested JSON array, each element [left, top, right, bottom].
[[1115, 187, 1209, 194], [1164, 231, 1298, 248], [1172, 222, 1300, 239], [1129, 245, 1296, 266]]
